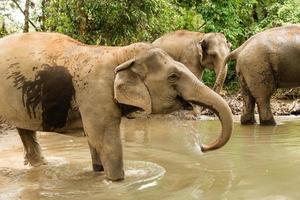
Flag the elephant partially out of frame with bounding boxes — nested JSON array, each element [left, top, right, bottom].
[[225, 25, 300, 125], [153, 30, 232, 93], [0, 32, 233, 180]]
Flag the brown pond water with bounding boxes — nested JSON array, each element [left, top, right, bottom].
[[1, 116, 300, 200]]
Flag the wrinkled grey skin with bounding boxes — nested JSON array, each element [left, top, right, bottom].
[[0, 32, 233, 181], [225, 25, 300, 125], [153, 30, 232, 93]]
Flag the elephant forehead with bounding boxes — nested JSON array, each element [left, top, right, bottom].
[[173, 61, 192, 73], [205, 33, 227, 44], [143, 55, 175, 72]]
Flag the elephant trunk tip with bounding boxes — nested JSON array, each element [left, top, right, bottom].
[[200, 145, 206, 153], [200, 141, 223, 153]]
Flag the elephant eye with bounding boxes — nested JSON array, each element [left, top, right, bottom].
[[168, 73, 179, 83]]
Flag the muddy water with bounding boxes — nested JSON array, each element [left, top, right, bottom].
[[1, 117, 300, 200]]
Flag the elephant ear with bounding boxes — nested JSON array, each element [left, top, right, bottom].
[[114, 59, 152, 114], [197, 39, 208, 63]]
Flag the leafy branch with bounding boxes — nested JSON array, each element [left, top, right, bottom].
[[11, 0, 39, 31]]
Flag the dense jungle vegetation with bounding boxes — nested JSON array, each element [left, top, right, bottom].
[[1, 0, 300, 90]]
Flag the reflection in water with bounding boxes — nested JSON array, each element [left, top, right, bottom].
[[1, 117, 300, 199]]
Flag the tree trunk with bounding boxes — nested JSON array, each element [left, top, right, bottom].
[[23, 0, 30, 32], [40, 0, 45, 31], [0, 19, 8, 36], [77, 0, 87, 36], [1, 19, 6, 32], [40, 0, 47, 31], [11, 0, 39, 31], [252, 3, 258, 22]]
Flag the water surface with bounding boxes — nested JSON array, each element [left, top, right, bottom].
[[1, 116, 300, 200]]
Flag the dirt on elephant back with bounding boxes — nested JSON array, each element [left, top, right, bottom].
[[0, 88, 300, 133]]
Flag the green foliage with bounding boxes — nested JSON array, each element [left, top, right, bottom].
[[202, 69, 216, 87], [44, 0, 202, 45], [254, 0, 300, 30]]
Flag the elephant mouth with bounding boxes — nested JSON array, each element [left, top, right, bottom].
[[176, 96, 193, 111], [119, 96, 193, 119], [119, 104, 143, 118]]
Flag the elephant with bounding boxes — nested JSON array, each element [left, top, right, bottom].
[[225, 25, 300, 125], [0, 32, 233, 181], [153, 30, 232, 93]]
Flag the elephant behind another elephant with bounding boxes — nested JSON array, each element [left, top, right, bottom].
[[153, 30, 232, 93], [225, 24, 300, 125]]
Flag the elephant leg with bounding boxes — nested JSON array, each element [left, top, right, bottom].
[[250, 73, 276, 126], [17, 128, 46, 166], [256, 96, 276, 125], [98, 118, 124, 181], [82, 114, 124, 181], [88, 142, 104, 172], [240, 64, 276, 125], [239, 77, 256, 125], [241, 89, 256, 125], [237, 57, 276, 126]]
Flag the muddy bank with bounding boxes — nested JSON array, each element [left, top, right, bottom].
[[223, 88, 300, 116], [222, 95, 294, 116]]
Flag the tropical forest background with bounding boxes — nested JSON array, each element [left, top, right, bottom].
[[1, 0, 300, 90]]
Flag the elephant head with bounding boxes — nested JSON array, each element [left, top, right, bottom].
[[197, 33, 231, 93], [114, 48, 233, 152]]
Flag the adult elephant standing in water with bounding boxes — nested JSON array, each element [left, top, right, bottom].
[[0, 32, 233, 181], [153, 30, 232, 93], [225, 25, 300, 125]]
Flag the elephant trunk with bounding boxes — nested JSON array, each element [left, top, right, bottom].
[[213, 63, 228, 94], [179, 77, 233, 152]]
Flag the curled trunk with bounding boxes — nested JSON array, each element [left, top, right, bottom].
[[179, 77, 233, 152]]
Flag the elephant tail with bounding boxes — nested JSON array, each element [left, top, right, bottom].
[[224, 46, 242, 64], [224, 35, 255, 64]]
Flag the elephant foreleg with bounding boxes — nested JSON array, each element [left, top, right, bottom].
[[17, 128, 46, 166], [82, 113, 124, 181], [98, 118, 124, 181], [88, 142, 104, 172]]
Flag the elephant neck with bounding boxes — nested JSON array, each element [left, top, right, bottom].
[[114, 42, 153, 66]]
